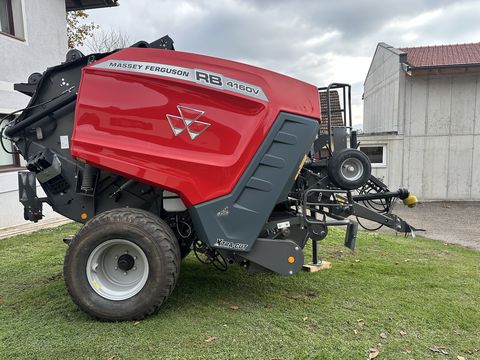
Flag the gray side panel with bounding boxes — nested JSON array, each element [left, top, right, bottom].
[[189, 112, 319, 251], [241, 238, 304, 275]]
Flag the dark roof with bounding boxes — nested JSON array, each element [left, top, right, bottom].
[[400, 43, 480, 68], [65, 0, 118, 11], [319, 90, 344, 134]]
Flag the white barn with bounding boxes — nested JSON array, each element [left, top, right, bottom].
[[360, 42, 480, 201]]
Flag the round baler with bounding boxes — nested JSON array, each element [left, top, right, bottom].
[[3, 36, 419, 320]]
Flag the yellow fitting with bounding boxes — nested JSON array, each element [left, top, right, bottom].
[[295, 155, 308, 180], [403, 194, 418, 208]]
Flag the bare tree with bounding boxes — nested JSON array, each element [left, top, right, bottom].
[[85, 28, 131, 53]]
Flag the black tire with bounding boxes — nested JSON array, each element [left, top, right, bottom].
[[327, 148, 371, 190], [64, 208, 180, 321]]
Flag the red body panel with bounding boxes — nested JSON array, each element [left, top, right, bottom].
[[71, 48, 320, 206]]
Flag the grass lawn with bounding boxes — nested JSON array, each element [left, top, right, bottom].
[[0, 223, 479, 360]]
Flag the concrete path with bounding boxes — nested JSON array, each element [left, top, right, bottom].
[[378, 201, 480, 250], [0, 217, 72, 240]]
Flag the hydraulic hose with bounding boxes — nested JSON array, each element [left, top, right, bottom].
[[4, 92, 77, 137]]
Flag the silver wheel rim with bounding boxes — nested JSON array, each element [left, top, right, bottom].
[[86, 239, 149, 301], [340, 157, 364, 182]]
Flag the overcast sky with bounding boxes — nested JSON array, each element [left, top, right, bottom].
[[85, 0, 480, 125]]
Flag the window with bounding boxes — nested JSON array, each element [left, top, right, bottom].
[[0, 0, 24, 40], [0, 0, 13, 35], [359, 145, 386, 167], [0, 115, 20, 169]]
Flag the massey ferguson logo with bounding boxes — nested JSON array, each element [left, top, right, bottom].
[[166, 106, 211, 140]]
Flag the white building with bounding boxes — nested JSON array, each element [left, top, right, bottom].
[[0, 0, 117, 228], [360, 42, 480, 201]]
